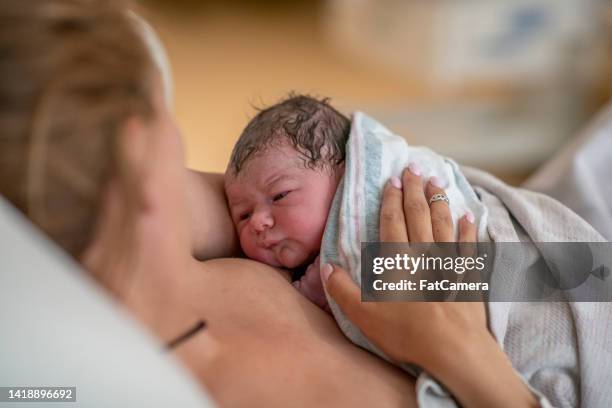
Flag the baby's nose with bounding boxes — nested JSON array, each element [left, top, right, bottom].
[[251, 210, 274, 232]]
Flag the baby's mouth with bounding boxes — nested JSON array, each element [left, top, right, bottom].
[[260, 240, 279, 250]]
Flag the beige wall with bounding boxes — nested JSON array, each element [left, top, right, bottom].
[[138, 1, 610, 184], [139, 3, 428, 173]]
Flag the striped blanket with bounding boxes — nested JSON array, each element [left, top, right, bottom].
[[320, 111, 489, 355], [320, 112, 610, 407]]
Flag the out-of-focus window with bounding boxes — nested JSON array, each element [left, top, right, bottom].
[[324, 0, 611, 174]]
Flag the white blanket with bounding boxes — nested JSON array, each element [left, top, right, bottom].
[[464, 166, 610, 408], [321, 112, 611, 407], [524, 102, 612, 240]]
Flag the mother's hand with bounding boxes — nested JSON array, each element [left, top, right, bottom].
[[321, 165, 538, 408], [322, 165, 484, 366]]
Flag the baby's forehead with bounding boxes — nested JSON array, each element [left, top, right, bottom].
[[230, 145, 303, 179], [228, 162, 301, 188], [226, 158, 331, 196]]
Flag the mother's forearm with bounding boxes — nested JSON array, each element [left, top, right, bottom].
[[428, 330, 539, 408], [186, 169, 240, 260]]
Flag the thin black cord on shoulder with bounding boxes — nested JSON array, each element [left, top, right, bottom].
[[165, 320, 207, 351]]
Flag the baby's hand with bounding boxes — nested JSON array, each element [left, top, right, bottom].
[[292, 256, 331, 314]]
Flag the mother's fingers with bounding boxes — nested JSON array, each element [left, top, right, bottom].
[[402, 164, 433, 243], [459, 212, 477, 243], [459, 212, 477, 257], [425, 177, 454, 242], [321, 263, 368, 327], [379, 178, 408, 242]]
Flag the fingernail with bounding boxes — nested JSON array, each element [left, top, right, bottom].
[[321, 263, 333, 282], [408, 163, 421, 176], [465, 211, 475, 224], [430, 176, 445, 188], [390, 176, 402, 189]]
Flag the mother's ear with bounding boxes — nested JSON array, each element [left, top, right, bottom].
[[117, 116, 149, 183], [186, 170, 240, 261], [80, 117, 152, 292]]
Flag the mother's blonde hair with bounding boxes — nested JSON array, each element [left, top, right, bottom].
[[0, 0, 154, 258]]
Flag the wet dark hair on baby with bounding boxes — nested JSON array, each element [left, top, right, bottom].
[[228, 93, 350, 175]]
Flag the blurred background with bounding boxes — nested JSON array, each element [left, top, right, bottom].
[[137, 0, 612, 184]]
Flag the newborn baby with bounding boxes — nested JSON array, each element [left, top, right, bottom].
[[224, 95, 349, 311]]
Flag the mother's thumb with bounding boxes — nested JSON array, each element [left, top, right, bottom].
[[321, 263, 362, 321]]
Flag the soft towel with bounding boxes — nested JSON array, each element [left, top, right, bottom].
[[320, 112, 488, 368], [320, 112, 611, 407], [320, 111, 492, 405], [523, 101, 612, 240], [463, 166, 610, 408]]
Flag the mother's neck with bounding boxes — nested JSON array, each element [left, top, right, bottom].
[[82, 181, 200, 345]]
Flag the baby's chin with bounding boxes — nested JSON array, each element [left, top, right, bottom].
[[245, 242, 312, 269], [276, 244, 306, 269], [245, 247, 302, 269], [246, 247, 282, 268]]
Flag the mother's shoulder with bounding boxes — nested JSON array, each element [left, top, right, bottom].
[[187, 258, 297, 312], [187, 170, 240, 260], [194, 257, 291, 284], [184, 257, 417, 407], [187, 257, 343, 345]]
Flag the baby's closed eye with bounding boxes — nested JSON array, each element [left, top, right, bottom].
[[272, 191, 290, 202]]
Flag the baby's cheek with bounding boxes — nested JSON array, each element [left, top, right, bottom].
[[239, 230, 257, 258], [287, 213, 326, 249]]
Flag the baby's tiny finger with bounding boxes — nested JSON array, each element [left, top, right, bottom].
[[321, 263, 364, 326]]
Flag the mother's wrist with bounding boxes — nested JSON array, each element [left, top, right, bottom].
[[421, 327, 489, 377], [426, 330, 538, 408]]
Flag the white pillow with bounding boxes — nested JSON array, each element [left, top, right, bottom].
[[524, 101, 612, 240], [0, 197, 215, 408]]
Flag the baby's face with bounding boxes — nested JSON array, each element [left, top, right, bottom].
[[225, 144, 340, 269]]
